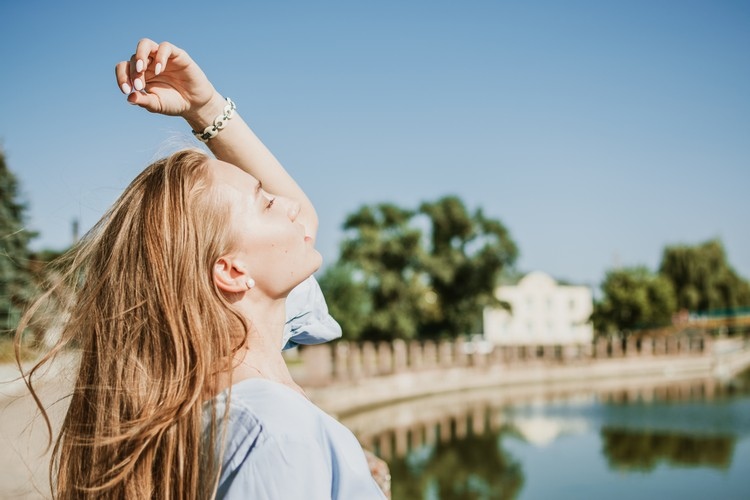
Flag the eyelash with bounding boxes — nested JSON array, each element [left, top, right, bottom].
[[265, 197, 275, 210]]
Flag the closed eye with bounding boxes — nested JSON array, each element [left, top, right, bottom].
[[265, 197, 275, 210]]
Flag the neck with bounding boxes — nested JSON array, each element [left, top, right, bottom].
[[231, 345, 308, 399], [213, 295, 306, 397]]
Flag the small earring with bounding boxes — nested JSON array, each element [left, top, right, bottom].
[[246, 278, 255, 290]]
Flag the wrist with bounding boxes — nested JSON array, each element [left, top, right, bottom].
[[189, 97, 237, 143], [183, 92, 229, 131]]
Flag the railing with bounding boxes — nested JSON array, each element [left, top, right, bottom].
[[298, 334, 711, 387]]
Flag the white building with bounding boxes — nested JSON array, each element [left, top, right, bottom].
[[483, 271, 593, 346]]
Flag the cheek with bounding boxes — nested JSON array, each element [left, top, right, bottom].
[[250, 231, 300, 267], [242, 223, 307, 271]]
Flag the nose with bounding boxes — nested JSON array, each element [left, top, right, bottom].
[[286, 198, 301, 222]]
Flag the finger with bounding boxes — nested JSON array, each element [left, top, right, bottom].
[[126, 88, 161, 111], [128, 54, 142, 90], [115, 61, 132, 94], [133, 38, 159, 76], [152, 42, 175, 76], [128, 54, 155, 92]]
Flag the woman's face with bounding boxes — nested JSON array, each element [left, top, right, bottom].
[[209, 160, 322, 297]]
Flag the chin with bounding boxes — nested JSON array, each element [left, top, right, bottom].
[[310, 249, 323, 273]]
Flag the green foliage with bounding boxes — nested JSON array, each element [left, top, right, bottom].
[[317, 262, 372, 341], [336, 203, 428, 341], [593, 239, 750, 335], [659, 239, 750, 313], [419, 197, 518, 339], [322, 196, 517, 340], [0, 149, 37, 334], [592, 266, 676, 335]]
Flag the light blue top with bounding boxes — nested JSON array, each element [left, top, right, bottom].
[[283, 275, 342, 350], [210, 378, 386, 499], [203, 276, 382, 498]]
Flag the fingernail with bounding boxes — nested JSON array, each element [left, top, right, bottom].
[[136, 59, 144, 72], [155, 63, 162, 75], [120, 82, 131, 94], [133, 78, 144, 91]]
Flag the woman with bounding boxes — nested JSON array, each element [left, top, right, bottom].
[[18, 39, 386, 499]]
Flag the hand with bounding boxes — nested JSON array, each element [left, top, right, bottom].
[[115, 39, 218, 120]]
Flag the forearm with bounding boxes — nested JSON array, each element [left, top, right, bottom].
[[184, 92, 319, 239]]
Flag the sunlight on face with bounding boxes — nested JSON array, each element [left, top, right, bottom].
[[208, 160, 322, 297]]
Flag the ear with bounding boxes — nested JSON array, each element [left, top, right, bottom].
[[213, 255, 254, 293]]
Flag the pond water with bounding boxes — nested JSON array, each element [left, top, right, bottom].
[[366, 370, 750, 500]]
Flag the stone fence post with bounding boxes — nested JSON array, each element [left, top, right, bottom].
[[409, 341, 424, 371], [362, 342, 378, 376], [687, 335, 702, 353], [595, 337, 609, 359], [502, 346, 513, 363], [438, 340, 454, 367], [681, 336, 692, 352], [333, 341, 350, 380], [666, 336, 679, 355], [392, 339, 408, 373], [378, 342, 393, 375], [582, 342, 594, 360], [472, 348, 489, 368], [422, 341, 438, 369], [653, 337, 667, 355], [300, 344, 333, 387], [626, 337, 639, 356], [454, 338, 469, 367], [640, 337, 652, 356], [542, 344, 557, 363], [610, 338, 623, 357], [489, 345, 505, 365], [562, 344, 578, 363]]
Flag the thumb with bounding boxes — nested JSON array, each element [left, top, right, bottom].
[[127, 90, 161, 113]]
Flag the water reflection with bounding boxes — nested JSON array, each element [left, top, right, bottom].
[[601, 428, 734, 471], [387, 430, 523, 500], [348, 370, 750, 499]]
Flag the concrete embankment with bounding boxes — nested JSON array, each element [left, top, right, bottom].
[[307, 340, 750, 418]]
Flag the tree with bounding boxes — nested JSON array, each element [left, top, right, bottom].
[[418, 196, 518, 338], [335, 203, 428, 341], [659, 239, 750, 313], [322, 196, 518, 341], [317, 262, 372, 341], [592, 266, 676, 335], [0, 148, 37, 334]]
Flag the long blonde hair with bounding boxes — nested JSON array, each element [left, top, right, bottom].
[[17, 149, 245, 499]]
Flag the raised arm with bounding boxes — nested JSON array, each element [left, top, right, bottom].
[[114, 39, 318, 240]]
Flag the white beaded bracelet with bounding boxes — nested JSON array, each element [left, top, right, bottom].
[[192, 97, 237, 143]]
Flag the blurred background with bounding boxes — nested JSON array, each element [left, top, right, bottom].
[[2, 1, 749, 498]]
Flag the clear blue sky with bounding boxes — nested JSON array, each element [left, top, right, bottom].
[[1, 0, 748, 287]]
